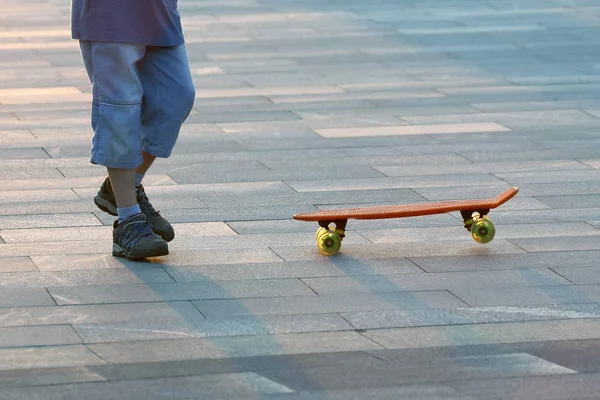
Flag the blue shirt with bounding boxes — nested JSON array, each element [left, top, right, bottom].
[[71, 0, 185, 47]]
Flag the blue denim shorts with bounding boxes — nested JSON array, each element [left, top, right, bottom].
[[79, 42, 196, 169]]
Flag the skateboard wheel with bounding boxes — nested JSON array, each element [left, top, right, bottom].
[[470, 216, 495, 244], [316, 227, 327, 241], [317, 230, 342, 256]]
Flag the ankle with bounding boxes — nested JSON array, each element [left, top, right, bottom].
[[117, 204, 142, 224]]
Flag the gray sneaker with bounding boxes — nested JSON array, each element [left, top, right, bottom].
[[112, 213, 169, 260], [94, 177, 175, 242]]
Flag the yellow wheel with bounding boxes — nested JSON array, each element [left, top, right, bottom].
[[316, 227, 327, 241], [317, 230, 342, 256], [471, 216, 495, 244]]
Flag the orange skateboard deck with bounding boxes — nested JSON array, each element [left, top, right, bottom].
[[294, 187, 519, 255]]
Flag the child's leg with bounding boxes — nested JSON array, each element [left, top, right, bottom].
[[137, 45, 195, 162], [79, 41, 169, 258]]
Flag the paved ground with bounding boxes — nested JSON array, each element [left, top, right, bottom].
[[1, 0, 600, 398]]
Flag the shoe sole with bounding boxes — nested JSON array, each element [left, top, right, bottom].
[[94, 195, 118, 216], [112, 243, 169, 260]]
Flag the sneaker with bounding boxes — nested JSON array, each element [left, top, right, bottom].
[[94, 177, 175, 242], [112, 213, 169, 260]]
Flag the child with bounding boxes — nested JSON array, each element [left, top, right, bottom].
[[71, 0, 196, 259]]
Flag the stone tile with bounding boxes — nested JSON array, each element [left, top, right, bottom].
[[362, 319, 600, 350], [0, 268, 174, 288], [400, 109, 598, 128], [551, 266, 600, 285], [194, 291, 466, 318], [0, 213, 101, 230], [0, 189, 79, 204], [286, 174, 506, 192], [32, 248, 283, 271], [0, 257, 37, 272], [495, 170, 600, 185], [0, 366, 107, 388], [315, 123, 510, 138], [0, 372, 295, 399], [0, 288, 56, 308], [509, 236, 600, 252], [342, 305, 600, 330], [161, 205, 316, 224], [0, 168, 63, 180], [47, 279, 315, 305], [73, 313, 353, 343], [0, 325, 81, 347], [0, 174, 175, 191], [88, 331, 384, 363], [361, 222, 600, 244], [0, 222, 234, 244], [374, 160, 590, 177], [272, 239, 524, 262], [199, 188, 425, 209], [0, 346, 105, 371], [0, 148, 49, 161], [410, 251, 600, 272], [301, 269, 569, 295], [167, 163, 385, 184], [166, 256, 422, 281], [535, 194, 600, 209], [450, 285, 600, 307], [0, 301, 204, 328]]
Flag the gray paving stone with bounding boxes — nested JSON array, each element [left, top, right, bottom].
[[73, 313, 353, 343], [0, 288, 56, 308], [0, 213, 100, 230], [535, 194, 600, 209], [374, 160, 590, 177], [0, 188, 79, 204], [194, 291, 466, 318], [342, 305, 600, 330], [0, 372, 297, 400], [33, 248, 283, 270], [0, 301, 204, 328], [0, 174, 175, 191], [410, 251, 600, 272], [0, 268, 174, 288], [165, 258, 421, 282], [167, 163, 385, 184], [0, 257, 37, 272], [362, 319, 600, 350], [88, 331, 384, 364], [361, 222, 600, 244], [450, 285, 600, 307], [0, 366, 107, 389], [286, 174, 506, 192], [0, 148, 49, 160], [47, 279, 315, 305], [0, 168, 64, 180], [495, 170, 600, 185], [509, 236, 600, 252], [0, 346, 105, 371], [272, 238, 525, 262], [160, 205, 317, 224], [198, 188, 425, 208], [301, 269, 569, 295], [0, 325, 81, 348]]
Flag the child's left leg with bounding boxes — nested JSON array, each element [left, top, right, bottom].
[[94, 44, 195, 242]]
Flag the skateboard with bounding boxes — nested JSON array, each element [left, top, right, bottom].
[[293, 187, 519, 256]]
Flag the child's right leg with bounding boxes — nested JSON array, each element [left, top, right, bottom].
[[79, 41, 168, 259]]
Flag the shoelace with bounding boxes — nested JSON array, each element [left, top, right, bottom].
[[122, 220, 154, 247], [137, 188, 161, 218]]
